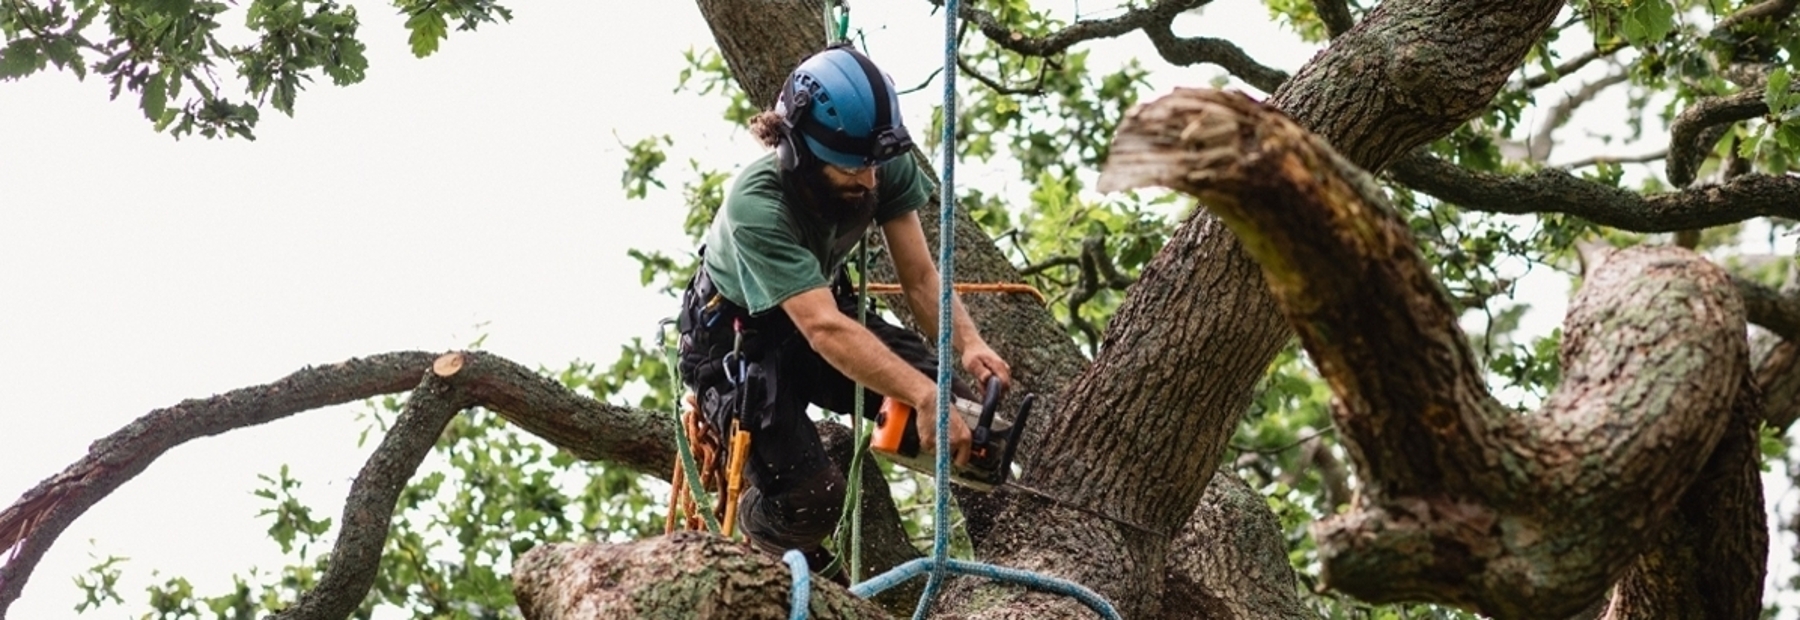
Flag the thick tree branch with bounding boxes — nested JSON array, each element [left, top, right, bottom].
[[1271, 0, 1565, 172], [932, 0, 1211, 58], [1142, 21, 1290, 94], [1314, 0, 1355, 39], [1600, 374, 1766, 620], [513, 533, 888, 619], [951, 2, 1569, 615], [1389, 150, 1800, 233], [271, 356, 477, 620], [1715, 0, 1800, 34], [429, 351, 678, 472], [1101, 88, 1750, 619], [1736, 275, 1800, 341], [1666, 89, 1767, 187], [1161, 468, 1312, 619], [0, 351, 439, 617]]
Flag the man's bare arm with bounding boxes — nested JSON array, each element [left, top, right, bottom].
[[880, 211, 984, 354], [782, 285, 971, 464], [783, 286, 934, 407]]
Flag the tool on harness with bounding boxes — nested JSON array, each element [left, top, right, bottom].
[[869, 376, 1033, 491], [719, 316, 755, 539]]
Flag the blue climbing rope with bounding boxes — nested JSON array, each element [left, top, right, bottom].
[[778, 2, 1123, 618], [785, 549, 812, 620], [812, 1, 1123, 619], [914, 0, 962, 614]]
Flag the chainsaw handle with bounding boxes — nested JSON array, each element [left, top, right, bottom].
[[974, 375, 1004, 444]]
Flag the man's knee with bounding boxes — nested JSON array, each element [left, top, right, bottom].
[[739, 467, 846, 553]]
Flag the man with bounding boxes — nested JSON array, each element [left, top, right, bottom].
[[675, 43, 1012, 575]]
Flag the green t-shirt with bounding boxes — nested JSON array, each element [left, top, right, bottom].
[[702, 152, 932, 315]]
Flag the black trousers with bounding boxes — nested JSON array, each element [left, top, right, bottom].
[[676, 268, 968, 555]]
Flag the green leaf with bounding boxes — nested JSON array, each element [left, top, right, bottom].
[[405, 9, 448, 58], [140, 71, 168, 122], [1621, 0, 1675, 47], [1766, 66, 1791, 114], [0, 39, 44, 81]]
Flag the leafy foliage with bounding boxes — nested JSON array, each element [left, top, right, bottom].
[[0, 0, 507, 139]]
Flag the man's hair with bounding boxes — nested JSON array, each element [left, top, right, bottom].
[[749, 110, 785, 149]]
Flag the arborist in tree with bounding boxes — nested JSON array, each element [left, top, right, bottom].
[[675, 43, 1012, 575]]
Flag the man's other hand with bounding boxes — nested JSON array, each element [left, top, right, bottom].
[[962, 344, 1012, 391]]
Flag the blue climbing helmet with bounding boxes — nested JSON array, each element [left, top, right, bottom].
[[775, 43, 913, 171]]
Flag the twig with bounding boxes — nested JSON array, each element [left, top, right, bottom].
[[1515, 48, 1614, 91], [1556, 148, 1669, 170], [1527, 69, 1630, 162], [1231, 427, 1335, 455]]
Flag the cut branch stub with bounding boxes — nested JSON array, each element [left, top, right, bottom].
[[513, 532, 887, 620], [1100, 88, 1751, 619]]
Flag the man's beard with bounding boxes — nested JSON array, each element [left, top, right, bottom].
[[799, 166, 877, 221]]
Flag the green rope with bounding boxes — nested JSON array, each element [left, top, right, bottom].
[[659, 318, 722, 535], [826, 230, 874, 583], [823, 0, 849, 45]]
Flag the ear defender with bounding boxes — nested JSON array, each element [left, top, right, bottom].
[[774, 73, 819, 173]]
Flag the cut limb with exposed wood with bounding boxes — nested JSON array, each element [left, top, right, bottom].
[[1098, 87, 1762, 619], [513, 532, 888, 620]]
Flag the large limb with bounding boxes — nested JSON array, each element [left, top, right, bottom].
[[0, 351, 440, 616], [0, 350, 922, 617], [1100, 88, 1753, 618]]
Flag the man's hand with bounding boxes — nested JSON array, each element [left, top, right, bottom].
[[961, 343, 1012, 391], [914, 397, 973, 467]]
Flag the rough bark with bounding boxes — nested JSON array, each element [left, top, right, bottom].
[[1270, 0, 1564, 172], [1099, 87, 1754, 618], [513, 532, 888, 619], [1599, 376, 1767, 620], [428, 351, 677, 472], [1160, 468, 1312, 620]]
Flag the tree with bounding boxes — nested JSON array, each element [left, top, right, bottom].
[[7, 0, 1800, 618]]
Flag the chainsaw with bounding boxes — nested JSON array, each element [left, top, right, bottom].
[[870, 376, 1034, 491]]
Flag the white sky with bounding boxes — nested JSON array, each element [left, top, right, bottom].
[[1, 1, 1790, 618]]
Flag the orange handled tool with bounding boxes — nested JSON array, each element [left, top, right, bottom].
[[870, 377, 1034, 491]]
